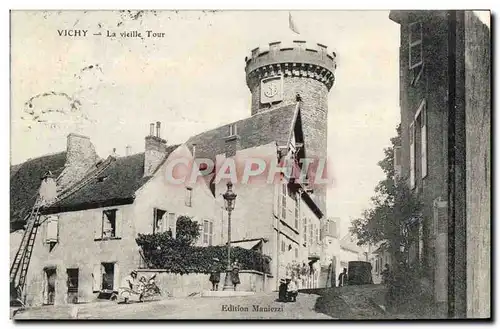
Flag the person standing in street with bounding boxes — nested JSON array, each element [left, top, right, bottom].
[[381, 264, 391, 284], [209, 258, 221, 291], [338, 268, 348, 287], [231, 259, 241, 290]]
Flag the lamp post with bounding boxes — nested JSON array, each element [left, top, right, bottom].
[[222, 181, 237, 291]]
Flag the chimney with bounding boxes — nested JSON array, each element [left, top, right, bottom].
[[125, 145, 132, 156], [144, 122, 168, 176], [58, 133, 100, 192], [111, 148, 118, 158], [192, 143, 197, 158], [224, 124, 240, 157]]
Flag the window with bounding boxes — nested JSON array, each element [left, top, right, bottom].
[[228, 123, 237, 136], [66, 268, 79, 304], [202, 220, 214, 246], [281, 184, 287, 220], [185, 187, 193, 207], [294, 199, 299, 230], [419, 103, 428, 178], [295, 248, 299, 258], [281, 240, 286, 253], [45, 215, 59, 244], [410, 122, 416, 189], [309, 223, 313, 246], [418, 221, 424, 263], [102, 209, 117, 239], [93, 262, 119, 293], [303, 217, 307, 245], [409, 22, 423, 70], [409, 22, 424, 85], [153, 208, 167, 234], [101, 263, 115, 291]]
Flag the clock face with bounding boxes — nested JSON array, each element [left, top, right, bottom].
[[264, 82, 278, 98], [260, 76, 283, 104]]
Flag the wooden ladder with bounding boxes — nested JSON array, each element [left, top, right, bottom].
[[10, 202, 41, 306]]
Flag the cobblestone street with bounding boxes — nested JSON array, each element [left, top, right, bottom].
[[13, 292, 333, 320]]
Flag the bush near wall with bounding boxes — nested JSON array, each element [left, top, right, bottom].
[[136, 232, 271, 275], [386, 263, 434, 315]]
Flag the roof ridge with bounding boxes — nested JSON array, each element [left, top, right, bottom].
[[188, 103, 297, 142], [11, 150, 66, 167]]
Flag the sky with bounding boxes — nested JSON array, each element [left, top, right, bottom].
[[10, 10, 401, 237]]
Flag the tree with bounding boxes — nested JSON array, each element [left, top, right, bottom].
[[349, 124, 422, 263], [175, 215, 201, 245]]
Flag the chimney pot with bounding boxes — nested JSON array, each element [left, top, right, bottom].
[[156, 121, 161, 138], [149, 123, 155, 136]]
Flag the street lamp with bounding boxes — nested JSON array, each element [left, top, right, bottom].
[[222, 181, 237, 291]]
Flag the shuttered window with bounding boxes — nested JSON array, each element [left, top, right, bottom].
[[94, 209, 121, 240], [409, 22, 423, 70], [281, 184, 287, 220], [420, 104, 428, 178], [46, 215, 59, 243], [185, 187, 193, 207], [303, 217, 307, 245], [294, 199, 299, 230], [203, 220, 214, 246], [153, 208, 167, 234], [410, 121, 416, 189]]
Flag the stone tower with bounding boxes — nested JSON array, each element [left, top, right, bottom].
[[244, 37, 337, 213]]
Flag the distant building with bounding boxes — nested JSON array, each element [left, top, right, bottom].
[[389, 10, 490, 318], [319, 217, 341, 287], [339, 234, 366, 272], [368, 242, 393, 284]]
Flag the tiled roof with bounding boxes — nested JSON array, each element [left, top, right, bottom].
[[10, 152, 67, 230], [186, 103, 298, 160], [48, 145, 179, 213]]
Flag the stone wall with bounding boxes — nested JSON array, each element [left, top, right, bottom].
[[464, 11, 491, 319], [136, 269, 274, 297]]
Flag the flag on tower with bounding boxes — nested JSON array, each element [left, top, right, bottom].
[[289, 12, 300, 34]]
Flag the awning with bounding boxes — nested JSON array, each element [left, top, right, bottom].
[[230, 238, 265, 251]]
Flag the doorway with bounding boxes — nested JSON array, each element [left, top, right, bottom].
[[66, 268, 79, 304], [44, 268, 56, 305]]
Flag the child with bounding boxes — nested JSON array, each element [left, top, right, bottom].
[[137, 276, 147, 302], [286, 276, 298, 302]]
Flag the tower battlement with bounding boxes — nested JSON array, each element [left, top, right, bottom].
[[245, 40, 337, 91], [243, 38, 337, 214]]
